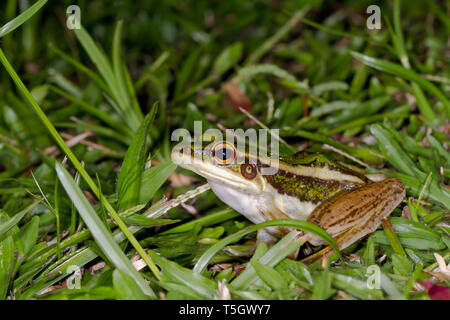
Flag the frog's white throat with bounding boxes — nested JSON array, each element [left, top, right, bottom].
[[208, 180, 319, 224], [208, 181, 268, 224]]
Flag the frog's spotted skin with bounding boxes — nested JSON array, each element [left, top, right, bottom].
[[263, 167, 363, 204]]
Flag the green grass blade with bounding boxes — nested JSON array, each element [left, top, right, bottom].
[[49, 85, 132, 136], [0, 0, 48, 38], [73, 27, 140, 130], [49, 44, 111, 95], [250, 259, 288, 290], [117, 104, 157, 211], [427, 135, 450, 164], [113, 269, 150, 300], [244, 9, 308, 66], [161, 208, 239, 235], [370, 124, 418, 176], [149, 251, 218, 299], [194, 218, 341, 274], [212, 42, 242, 77], [238, 64, 296, 82], [351, 51, 450, 115], [0, 47, 161, 287], [0, 202, 39, 240], [231, 231, 301, 290], [21, 216, 39, 257], [139, 161, 177, 203], [0, 232, 14, 299], [112, 21, 132, 120], [55, 161, 156, 298]]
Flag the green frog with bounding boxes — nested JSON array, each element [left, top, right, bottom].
[[172, 140, 405, 258]]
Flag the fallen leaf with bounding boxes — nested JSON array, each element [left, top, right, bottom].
[[222, 82, 252, 111]]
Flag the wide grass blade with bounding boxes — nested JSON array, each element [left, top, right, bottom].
[[55, 161, 156, 298], [117, 103, 158, 211], [370, 124, 417, 176], [230, 231, 301, 290], [250, 259, 288, 290], [139, 161, 177, 203], [149, 251, 218, 299], [0, 231, 14, 299], [0, 202, 39, 240], [0, 0, 48, 38], [73, 27, 141, 130], [113, 269, 150, 300]]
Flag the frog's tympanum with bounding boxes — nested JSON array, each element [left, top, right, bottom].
[[172, 141, 405, 258]]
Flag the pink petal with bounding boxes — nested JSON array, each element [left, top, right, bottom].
[[424, 280, 450, 300]]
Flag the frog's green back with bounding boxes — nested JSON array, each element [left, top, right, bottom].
[[263, 152, 368, 204]]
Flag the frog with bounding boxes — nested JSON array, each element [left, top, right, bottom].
[[171, 140, 405, 260]]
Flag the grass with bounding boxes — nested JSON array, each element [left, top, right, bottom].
[[0, 0, 449, 300]]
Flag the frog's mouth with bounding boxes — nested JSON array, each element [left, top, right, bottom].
[[171, 147, 264, 194]]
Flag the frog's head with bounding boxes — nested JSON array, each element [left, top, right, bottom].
[[172, 141, 268, 195]]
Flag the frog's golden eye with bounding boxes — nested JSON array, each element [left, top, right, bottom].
[[241, 163, 257, 179], [212, 142, 235, 166]]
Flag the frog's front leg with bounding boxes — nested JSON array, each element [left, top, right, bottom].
[[305, 178, 405, 251]]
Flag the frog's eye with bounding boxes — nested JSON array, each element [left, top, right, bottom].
[[212, 142, 235, 166], [241, 163, 257, 179]]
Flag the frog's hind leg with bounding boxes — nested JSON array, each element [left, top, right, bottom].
[[302, 178, 405, 263], [301, 222, 381, 265]]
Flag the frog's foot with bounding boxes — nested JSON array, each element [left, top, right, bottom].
[[305, 178, 405, 251], [256, 228, 305, 259], [300, 246, 333, 265], [256, 227, 281, 246]]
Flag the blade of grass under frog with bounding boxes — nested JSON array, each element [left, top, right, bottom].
[[230, 231, 301, 290], [55, 162, 156, 298], [331, 272, 383, 300], [0, 0, 48, 38], [311, 267, 334, 300], [161, 208, 239, 235], [194, 219, 340, 274]]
